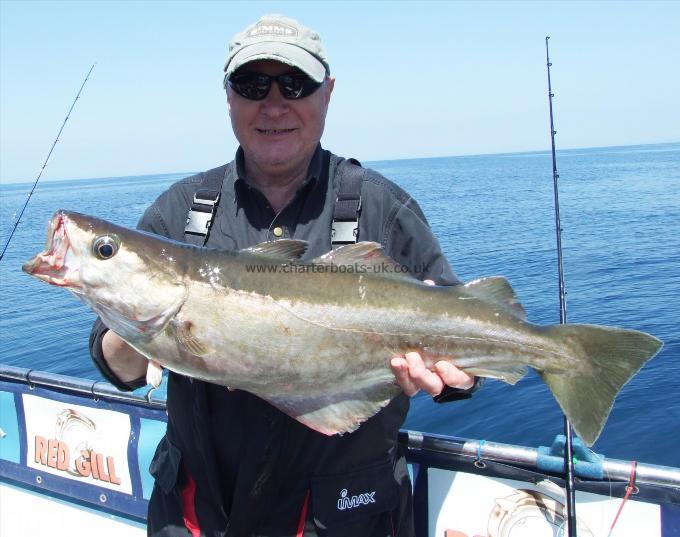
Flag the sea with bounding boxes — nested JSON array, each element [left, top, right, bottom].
[[1, 142, 678, 467]]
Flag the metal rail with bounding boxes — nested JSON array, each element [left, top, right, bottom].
[[0, 364, 165, 409], [401, 430, 680, 489]]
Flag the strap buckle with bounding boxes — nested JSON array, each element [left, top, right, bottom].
[[185, 190, 220, 237], [331, 220, 359, 245]]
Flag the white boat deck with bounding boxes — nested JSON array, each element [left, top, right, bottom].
[[0, 481, 145, 537]]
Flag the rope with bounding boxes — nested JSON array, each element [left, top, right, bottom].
[[607, 460, 638, 536], [474, 439, 486, 468]]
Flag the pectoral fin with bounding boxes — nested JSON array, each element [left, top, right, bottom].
[[168, 320, 213, 357]]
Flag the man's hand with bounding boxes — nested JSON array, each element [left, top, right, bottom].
[[102, 330, 149, 383], [390, 278, 475, 397], [391, 352, 474, 397]]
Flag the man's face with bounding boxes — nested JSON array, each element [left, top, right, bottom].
[[227, 60, 335, 179]]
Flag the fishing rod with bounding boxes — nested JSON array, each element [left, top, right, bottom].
[[545, 36, 578, 537], [0, 63, 96, 262]]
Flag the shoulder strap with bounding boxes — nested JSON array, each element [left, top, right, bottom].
[[184, 159, 364, 248], [184, 167, 226, 246], [331, 158, 363, 249]]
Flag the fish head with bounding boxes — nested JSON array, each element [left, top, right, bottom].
[[22, 210, 187, 342]]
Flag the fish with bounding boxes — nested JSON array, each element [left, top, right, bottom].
[[23, 210, 663, 446]]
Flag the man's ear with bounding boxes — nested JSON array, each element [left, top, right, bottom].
[[324, 76, 335, 105]]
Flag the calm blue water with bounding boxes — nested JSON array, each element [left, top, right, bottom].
[[1, 143, 679, 466]]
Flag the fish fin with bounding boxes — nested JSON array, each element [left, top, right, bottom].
[[461, 365, 528, 385], [242, 239, 308, 261], [460, 277, 527, 319], [423, 346, 529, 384], [169, 320, 213, 357], [146, 360, 164, 388], [266, 381, 401, 435], [539, 324, 662, 446], [312, 242, 413, 279]]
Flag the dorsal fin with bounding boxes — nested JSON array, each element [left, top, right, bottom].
[[312, 242, 412, 279], [462, 277, 527, 319], [242, 239, 308, 261]]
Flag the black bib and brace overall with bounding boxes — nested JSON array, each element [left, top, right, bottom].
[[90, 147, 478, 537]]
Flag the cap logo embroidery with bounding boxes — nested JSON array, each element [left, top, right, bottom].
[[336, 488, 376, 510], [249, 23, 297, 38]]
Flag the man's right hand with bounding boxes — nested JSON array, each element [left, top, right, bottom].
[[101, 330, 149, 384]]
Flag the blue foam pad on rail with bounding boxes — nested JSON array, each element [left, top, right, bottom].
[[537, 434, 604, 479]]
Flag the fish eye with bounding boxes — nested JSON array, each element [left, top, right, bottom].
[[92, 235, 119, 260]]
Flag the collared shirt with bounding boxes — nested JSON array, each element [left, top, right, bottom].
[[128, 144, 460, 278], [221, 146, 326, 246]]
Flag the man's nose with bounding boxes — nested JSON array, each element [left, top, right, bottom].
[[261, 82, 289, 117]]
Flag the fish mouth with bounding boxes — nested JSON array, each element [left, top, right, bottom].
[[22, 211, 81, 288]]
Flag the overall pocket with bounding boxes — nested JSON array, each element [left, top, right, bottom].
[[310, 459, 399, 537], [149, 435, 183, 494], [148, 436, 199, 537]]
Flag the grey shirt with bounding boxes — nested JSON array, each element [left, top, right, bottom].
[[138, 145, 459, 282]]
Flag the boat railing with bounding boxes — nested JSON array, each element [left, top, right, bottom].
[[2, 364, 679, 489], [0, 364, 167, 408], [398, 430, 680, 489]]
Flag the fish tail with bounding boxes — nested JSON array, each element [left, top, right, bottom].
[[539, 324, 662, 446]]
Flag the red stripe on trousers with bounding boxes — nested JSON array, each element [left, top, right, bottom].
[[296, 490, 311, 537], [181, 470, 201, 537]]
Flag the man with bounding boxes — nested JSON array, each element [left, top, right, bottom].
[[90, 14, 479, 537]]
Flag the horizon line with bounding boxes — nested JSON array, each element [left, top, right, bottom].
[[1, 139, 678, 187]]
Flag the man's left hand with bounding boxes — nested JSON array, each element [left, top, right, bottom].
[[390, 278, 474, 397], [391, 352, 474, 397]]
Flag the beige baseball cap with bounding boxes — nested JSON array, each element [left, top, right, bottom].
[[224, 14, 330, 83]]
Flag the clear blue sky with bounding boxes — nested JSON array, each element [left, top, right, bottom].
[[1, 0, 678, 183]]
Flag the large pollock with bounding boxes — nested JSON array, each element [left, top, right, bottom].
[[23, 211, 663, 446]]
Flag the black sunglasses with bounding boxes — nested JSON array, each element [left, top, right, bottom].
[[225, 71, 323, 101]]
